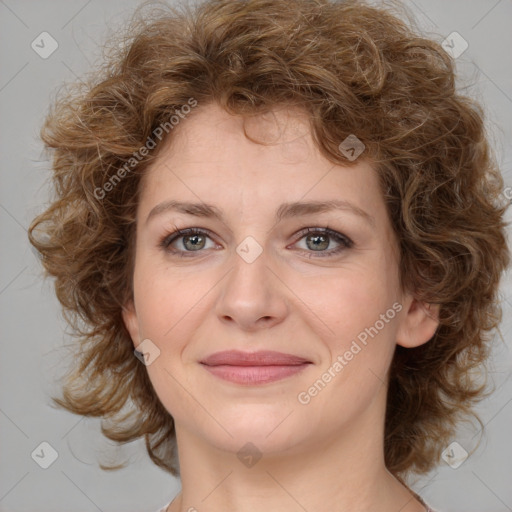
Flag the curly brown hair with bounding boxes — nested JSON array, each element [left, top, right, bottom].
[[28, 0, 510, 481]]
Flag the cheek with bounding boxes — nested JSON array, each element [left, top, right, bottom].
[[292, 263, 401, 395], [132, 255, 200, 336], [293, 263, 399, 340], [300, 276, 399, 413]]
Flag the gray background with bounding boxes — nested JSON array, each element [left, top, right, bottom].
[[1, 0, 511, 511]]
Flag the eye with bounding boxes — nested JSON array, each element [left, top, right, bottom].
[[291, 227, 353, 258], [159, 227, 218, 257], [159, 226, 354, 258]]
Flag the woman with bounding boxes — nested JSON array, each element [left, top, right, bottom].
[[28, 0, 510, 511]]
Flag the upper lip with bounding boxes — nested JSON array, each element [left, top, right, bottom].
[[200, 350, 311, 366]]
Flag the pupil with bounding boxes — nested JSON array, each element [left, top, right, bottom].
[[185, 235, 204, 250], [308, 234, 328, 251]]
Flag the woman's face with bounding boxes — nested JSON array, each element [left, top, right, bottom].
[[123, 102, 437, 457]]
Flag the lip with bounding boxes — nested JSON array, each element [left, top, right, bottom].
[[201, 350, 311, 366], [200, 350, 312, 385]]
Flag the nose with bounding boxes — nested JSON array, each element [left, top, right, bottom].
[[214, 241, 289, 332]]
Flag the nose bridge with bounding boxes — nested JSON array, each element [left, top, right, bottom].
[[215, 234, 288, 329], [226, 234, 273, 303]]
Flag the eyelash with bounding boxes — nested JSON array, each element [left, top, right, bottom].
[[158, 226, 354, 258]]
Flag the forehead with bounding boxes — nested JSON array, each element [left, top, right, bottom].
[[137, 103, 385, 227], [145, 103, 318, 178]]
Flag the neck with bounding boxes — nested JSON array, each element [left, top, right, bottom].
[[168, 386, 426, 512]]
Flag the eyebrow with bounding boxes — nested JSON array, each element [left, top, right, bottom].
[[145, 199, 376, 229]]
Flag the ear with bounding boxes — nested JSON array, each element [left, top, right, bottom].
[[396, 294, 440, 348], [122, 299, 140, 349]]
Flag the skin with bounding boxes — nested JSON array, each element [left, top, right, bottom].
[[122, 102, 439, 512]]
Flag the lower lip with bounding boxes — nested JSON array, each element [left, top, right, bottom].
[[201, 364, 310, 385]]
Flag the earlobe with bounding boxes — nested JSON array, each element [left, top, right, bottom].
[[122, 300, 140, 348], [396, 296, 440, 349]]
